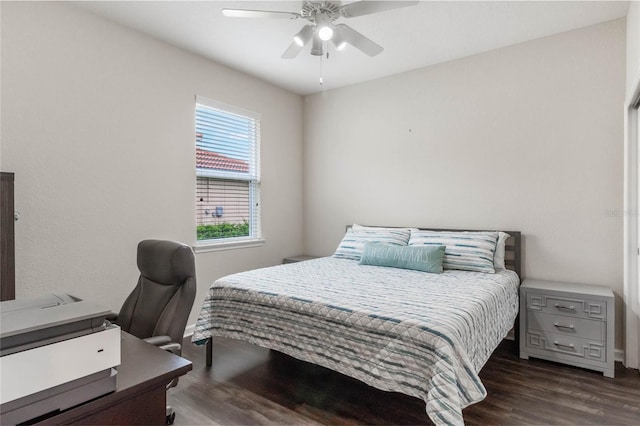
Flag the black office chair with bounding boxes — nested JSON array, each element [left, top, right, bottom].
[[108, 239, 196, 425]]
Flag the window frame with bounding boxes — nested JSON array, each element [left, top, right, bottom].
[[193, 95, 264, 252]]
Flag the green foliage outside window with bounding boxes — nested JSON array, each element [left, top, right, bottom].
[[197, 222, 249, 240]]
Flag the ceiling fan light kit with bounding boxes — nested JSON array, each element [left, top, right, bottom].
[[294, 25, 314, 47], [331, 27, 347, 51], [315, 13, 335, 41], [311, 33, 324, 56], [222, 1, 419, 59]]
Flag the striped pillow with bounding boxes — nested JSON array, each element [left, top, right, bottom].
[[333, 227, 411, 261], [494, 231, 511, 271], [409, 230, 499, 273]]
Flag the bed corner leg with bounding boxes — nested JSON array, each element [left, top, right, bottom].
[[514, 314, 520, 356], [206, 337, 213, 367]]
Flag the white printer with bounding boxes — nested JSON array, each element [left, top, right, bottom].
[[0, 294, 121, 425]]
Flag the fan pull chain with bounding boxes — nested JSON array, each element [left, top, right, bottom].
[[319, 48, 324, 85], [319, 43, 331, 85]]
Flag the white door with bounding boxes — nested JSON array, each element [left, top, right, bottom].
[[637, 106, 640, 305], [626, 101, 640, 368], [637, 107, 640, 364], [637, 105, 640, 304], [626, 97, 640, 369]]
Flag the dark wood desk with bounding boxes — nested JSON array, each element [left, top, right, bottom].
[[35, 332, 192, 425]]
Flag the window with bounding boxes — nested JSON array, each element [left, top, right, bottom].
[[195, 96, 261, 247]]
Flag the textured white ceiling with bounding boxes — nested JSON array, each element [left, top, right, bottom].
[[76, 1, 629, 95]]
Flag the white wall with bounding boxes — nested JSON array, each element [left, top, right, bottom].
[[627, 2, 639, 96], [303, 19, 626, 348], [0, 2, 304, 327]]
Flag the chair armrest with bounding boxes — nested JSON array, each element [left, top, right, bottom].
[[143, 335, 172, 347], [158, 342, 182, 355], [143, 335, 182, 355]]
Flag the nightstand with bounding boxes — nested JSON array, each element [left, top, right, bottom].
[[282, 255, 319, 264], [519, 279, 614, 378]]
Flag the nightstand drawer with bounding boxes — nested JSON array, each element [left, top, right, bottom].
[[527, 293, 606, 320], [528, 311, 605, 341], [525, 331, 606, 362]]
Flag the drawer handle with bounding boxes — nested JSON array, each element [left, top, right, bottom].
[[553, 341, 575, 349], [554, 303, 575, 311], [553, 323, 575, 330]]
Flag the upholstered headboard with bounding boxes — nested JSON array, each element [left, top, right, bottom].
[[346, 225, 522, 280]]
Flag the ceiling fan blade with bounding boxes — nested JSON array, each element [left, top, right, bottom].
[[222, 8, 300, 19], [282, 41, 304, 59], [335, 24, 383, 57], [339, 1, 419, 18]]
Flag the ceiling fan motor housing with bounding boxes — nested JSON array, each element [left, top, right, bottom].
[[301, 1, 341, 21]]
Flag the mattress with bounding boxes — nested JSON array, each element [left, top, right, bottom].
[[192, 257, 520, 425]]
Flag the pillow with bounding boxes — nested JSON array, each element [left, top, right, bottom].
[[333, 226, 411, 261], [409, 230, 499, 273], [359, 242, 446, 273], [494, 232, 510, 271]]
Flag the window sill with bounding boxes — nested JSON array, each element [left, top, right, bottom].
[[194, 238, 265, 253]]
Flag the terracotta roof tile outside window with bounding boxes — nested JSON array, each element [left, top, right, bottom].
[[196, 148, 249, 172]]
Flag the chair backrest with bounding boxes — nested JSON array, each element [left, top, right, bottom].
[[116, 240, 196, 354]]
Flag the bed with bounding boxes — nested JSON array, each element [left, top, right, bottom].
[[192, 226, 521, 425]]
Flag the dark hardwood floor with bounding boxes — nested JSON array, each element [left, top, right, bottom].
[[170, 337, 640, 425]]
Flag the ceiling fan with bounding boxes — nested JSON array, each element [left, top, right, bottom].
[[222, 1, 419, 59]]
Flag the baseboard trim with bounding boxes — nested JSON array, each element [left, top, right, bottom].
[[615, 348, 625, 363]]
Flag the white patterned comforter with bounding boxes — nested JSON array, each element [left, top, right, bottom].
[[192, 257, 519, 425]]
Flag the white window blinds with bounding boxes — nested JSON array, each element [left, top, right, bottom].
[[195, 96, 260, 181], [195, 96, 261, 243]]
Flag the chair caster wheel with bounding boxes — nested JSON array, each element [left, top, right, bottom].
[[166, 411, 176, 425]]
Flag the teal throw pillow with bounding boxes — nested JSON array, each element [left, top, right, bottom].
[[359, 242, 446, 273]]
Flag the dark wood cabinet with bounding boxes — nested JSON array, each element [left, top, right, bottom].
[[1, 172, 15, 301]]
